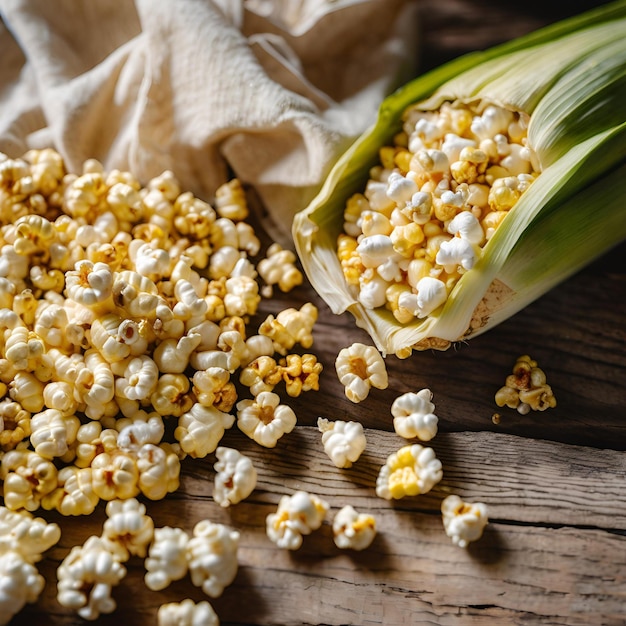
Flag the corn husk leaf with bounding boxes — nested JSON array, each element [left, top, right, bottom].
[[293, 0, 626, 355]]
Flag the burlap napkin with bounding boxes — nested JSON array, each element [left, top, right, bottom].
[[0, 0, 418, 244]]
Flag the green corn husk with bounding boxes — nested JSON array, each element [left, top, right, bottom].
[[293, 0, 626, 356]]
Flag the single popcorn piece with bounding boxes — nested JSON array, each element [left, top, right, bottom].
[[266, 490, 329, 550], [257, 242, 303, 295], [280, 353, 323, 397], [317, 417, 366, 468], [335, 342, 388, 403], [332, 505, 377, 551], [495, 354, 557, 414], [391, 388, 439, 441], [56, 535, 127, 621], [101, 498, 155, 561], [157, 598, 220, 626], [213, 446, 257, 507], [236, 391, 297, 448], [376, 444, 443, 500], [0, 506, 61, 563], [175, 402, 235, 458], [186, 520, 239, 598], [0, 550, 45, 626], [258, 302, 317, 355], [144, 526, 190, 592], [441, 494, 488, 548]]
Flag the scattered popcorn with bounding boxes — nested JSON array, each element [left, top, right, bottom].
[[376, 444, 443, 500], [391, 388, 439, 441], [266, 490, 329, 550], [144, 526, 190, 591], [335, 342, 388, 402], [236, 391, 297, 448], [332, 505, 377, 551], [317, 417, 366, 468], [441, 494, 488, 548], [157, 598, 220, 626], [186, 520, 240, 598], [495, 354, 557, 414], [213, 446, 257, 507]]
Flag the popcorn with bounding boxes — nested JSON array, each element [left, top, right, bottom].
[[335, 342, 388, 403], [317, 418, 366, 468], [266, 491, 329, 550], [376, 444, 443, 500], [157, 599, 219, 626], [186, 520, 239, 598], [144, 526, 190, 592], [441, 494, 488, 548], [56, 535, 127, 620], [236, 391, 297, 448], [332, 505, 377, 551], [391, 388, 439, 441], [213, 446, 257, 507], [102, 498, 155, 561]]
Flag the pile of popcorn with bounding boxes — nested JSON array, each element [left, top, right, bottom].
[[0, 149, 490, 624]]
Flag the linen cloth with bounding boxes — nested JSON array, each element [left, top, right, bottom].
[[0, 0, 418, 244]]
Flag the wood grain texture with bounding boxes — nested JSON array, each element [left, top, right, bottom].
[[5, 1, 626, 625]]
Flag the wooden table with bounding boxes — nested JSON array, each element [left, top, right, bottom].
[[11, 2, 625, 625]]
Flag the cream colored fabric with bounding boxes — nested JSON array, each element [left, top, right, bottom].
[[0, 0, 418, 243]]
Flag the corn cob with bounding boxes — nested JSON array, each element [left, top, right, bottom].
[[293, 0, 626, 357]]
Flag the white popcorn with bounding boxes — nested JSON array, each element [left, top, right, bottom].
[[144, 526, 190, 591], [56, 535, 127, 620], [441, 494, 489, 548], [317, 418, 366, 468], [335, 342, 388, 403], [186, 520, 239, 598], [157, 599, 219, 626], [236, 391, 297, 448], [213, 447, 257, 507], [175, 403, 235, 459], [332, 505, 377, 551], [101, 498, 155, 561], [0, 506, 61, 563], [376, 444, 443, 500], [266, 491, 329, 551], [0, 550, 45, 626], [391, 389, 439, 441]]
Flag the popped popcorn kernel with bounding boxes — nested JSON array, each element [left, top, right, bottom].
[[186, 520, 239, 598], [335, 342, 388, 403], [213, 446, 257, 507], [144, 526, 190, 592], [157, 599, 219, 626], [56, 535, 127, 621], [236, 391, 296, 448], [391, 388, 439, 441], [280, 353, 323, 397], [332, 505, 377, 551], [266, 491, 329, 550], [317, 417, 366, 468], [102, 497, 155, 561], [495, 354, 557, 414], [376, 444, 443, 500], [441, 494, 488, 548]]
